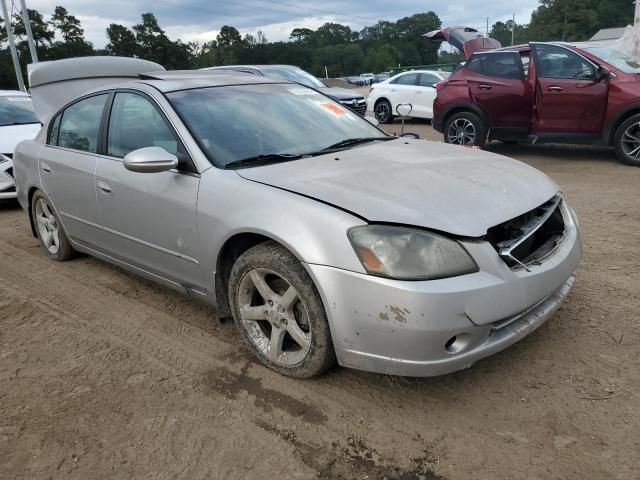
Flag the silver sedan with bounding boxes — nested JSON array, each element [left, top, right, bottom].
[[15, 59, 581, 378]]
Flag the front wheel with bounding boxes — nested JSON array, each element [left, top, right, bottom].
[[374, 99, 394, 124], [228, 241, 336, 378], [444, 111, 487, 148], [613, 114, 640, 166]]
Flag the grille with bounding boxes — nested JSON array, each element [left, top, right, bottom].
[[486, 195, 565, 269], [340, 99, 367, 116]]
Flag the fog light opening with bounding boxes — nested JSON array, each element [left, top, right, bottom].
[[445, 332, 471, 355]]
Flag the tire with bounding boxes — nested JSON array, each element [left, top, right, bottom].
[[444, 111, 488, 148], [613, 113, 640, 166], [374, 99, 394, 124], [228, 241, 336, 378], [31, 190, 75, 261]]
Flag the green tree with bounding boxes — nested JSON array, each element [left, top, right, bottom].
[[13, 8, 54, 48], [49, 6, 83, 42], [106, 24, 137, 56]]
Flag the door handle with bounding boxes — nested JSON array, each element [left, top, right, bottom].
[[415, 90, 423, 94], [96, 180, 112, 195], [548, 86, 563, 92], [478, 84, 492, 90], [41, 163, 51, 174]]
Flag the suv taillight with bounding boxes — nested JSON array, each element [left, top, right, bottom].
[[435, 82, 446, 91]]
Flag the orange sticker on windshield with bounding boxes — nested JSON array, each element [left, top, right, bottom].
[[321, 102, 347, 115]]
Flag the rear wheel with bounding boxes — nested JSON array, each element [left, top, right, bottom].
[[374, 99, 394, 124], [613, 114, 640, 166], [31, 190, 75, 261], [228, 241, 336, 378], [444, 111, 487, 148]]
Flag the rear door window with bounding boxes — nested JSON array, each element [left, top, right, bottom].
[[56, 94, 108, 153], [465, 52, 524, 80]]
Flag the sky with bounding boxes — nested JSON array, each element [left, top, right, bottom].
[[24, 0, 540, 48]]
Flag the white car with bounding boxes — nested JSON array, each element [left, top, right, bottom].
[[0, 90, 41, 200], [360, 73, 375, 85], [367, 70, 450, 123]]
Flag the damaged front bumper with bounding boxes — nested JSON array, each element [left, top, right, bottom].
[[306, 205, 581, 377]]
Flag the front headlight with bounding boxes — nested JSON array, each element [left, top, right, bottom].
[[348, 225, 478, 280], [0, 154, 8, 163]]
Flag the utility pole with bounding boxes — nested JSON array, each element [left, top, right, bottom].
[[19, 0, 38, 63], [511, 14, 515, 46], [486, 17, 489, 36], [0, 0, 26, 92], [635, 0, 640, 30]]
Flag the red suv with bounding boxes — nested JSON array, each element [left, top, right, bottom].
[[430, 27, 640, 166]]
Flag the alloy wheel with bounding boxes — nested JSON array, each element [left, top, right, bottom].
[[35, 197, 60, 255], [374, 102, 391, 123], [448, 118, 476, 145], [237, 268, 312, 366], [620, 122, 640, 161]]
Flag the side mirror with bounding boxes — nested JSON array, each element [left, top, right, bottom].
[[595, 66, 610, 83], [365, 116, 379, 127], [123, 146, 179, 173]]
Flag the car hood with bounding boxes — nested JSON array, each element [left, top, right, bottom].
[[0, 123, 41, 155], [320, 86, 365, 100], [236, 139, 558, 237]]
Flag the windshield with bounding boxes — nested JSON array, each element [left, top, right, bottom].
[[0, 96, 39, 127], [167, 83, 386, 167], [260, 67, 326, 89], [584, 46, 640, 74]]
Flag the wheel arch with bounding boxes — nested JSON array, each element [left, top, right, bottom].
[[440, 102, 491, 133], [603, 103, 640, 145], [27, 186, 40, 237], [214, 232, 303, 318]]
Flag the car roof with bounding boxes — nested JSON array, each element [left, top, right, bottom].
[[0, 90, 30, 97], [205, 65, 300, 71]]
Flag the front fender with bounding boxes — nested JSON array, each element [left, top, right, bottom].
[[196, 168, 367, 286]]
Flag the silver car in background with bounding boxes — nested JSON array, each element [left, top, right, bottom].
[[15, 57, 581, 378]]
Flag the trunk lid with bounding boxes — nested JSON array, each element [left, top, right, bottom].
[[236, 139, 558, 238], [424, 26, 501, 58], [28, 56, 164, 122]]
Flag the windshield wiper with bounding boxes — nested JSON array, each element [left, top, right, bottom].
[[224, 153, 303, 169], [319, 136, 395, 152]]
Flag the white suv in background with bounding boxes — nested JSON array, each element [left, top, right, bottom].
[[367, 70, 450, 123], [0, 91, 41, 200]]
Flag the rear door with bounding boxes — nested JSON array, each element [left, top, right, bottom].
[[464, 51, 532, 131], [388, 72, 419, 116], [531, 44, 608, 134], [414, 72, 440, 118], [39, 93, 109, 246]]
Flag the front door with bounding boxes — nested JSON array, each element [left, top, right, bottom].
[[94, 91, 204, 290], [532, 44, 608, 134], [415, 72, 440, 119], [389, 72, 418, 116], [39, 93, 109, 245]]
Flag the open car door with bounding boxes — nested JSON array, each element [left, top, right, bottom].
[[424, 27, 501, 59]]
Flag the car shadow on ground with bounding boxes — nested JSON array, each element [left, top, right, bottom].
[[485, 142, 620, 165]]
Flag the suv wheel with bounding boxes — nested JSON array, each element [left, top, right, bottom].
[[228, 241, 336, 378], [374, 99, 394, 124], [444, 111, 487, 148], [614, 114, 640, 166]]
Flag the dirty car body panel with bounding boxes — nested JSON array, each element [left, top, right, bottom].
[[14, 57, 581, 377]]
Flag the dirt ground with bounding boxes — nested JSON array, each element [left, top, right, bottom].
[[1, 122, 639, 480]]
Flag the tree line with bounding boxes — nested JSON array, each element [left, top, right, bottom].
[[0, 0, 635, 90]]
